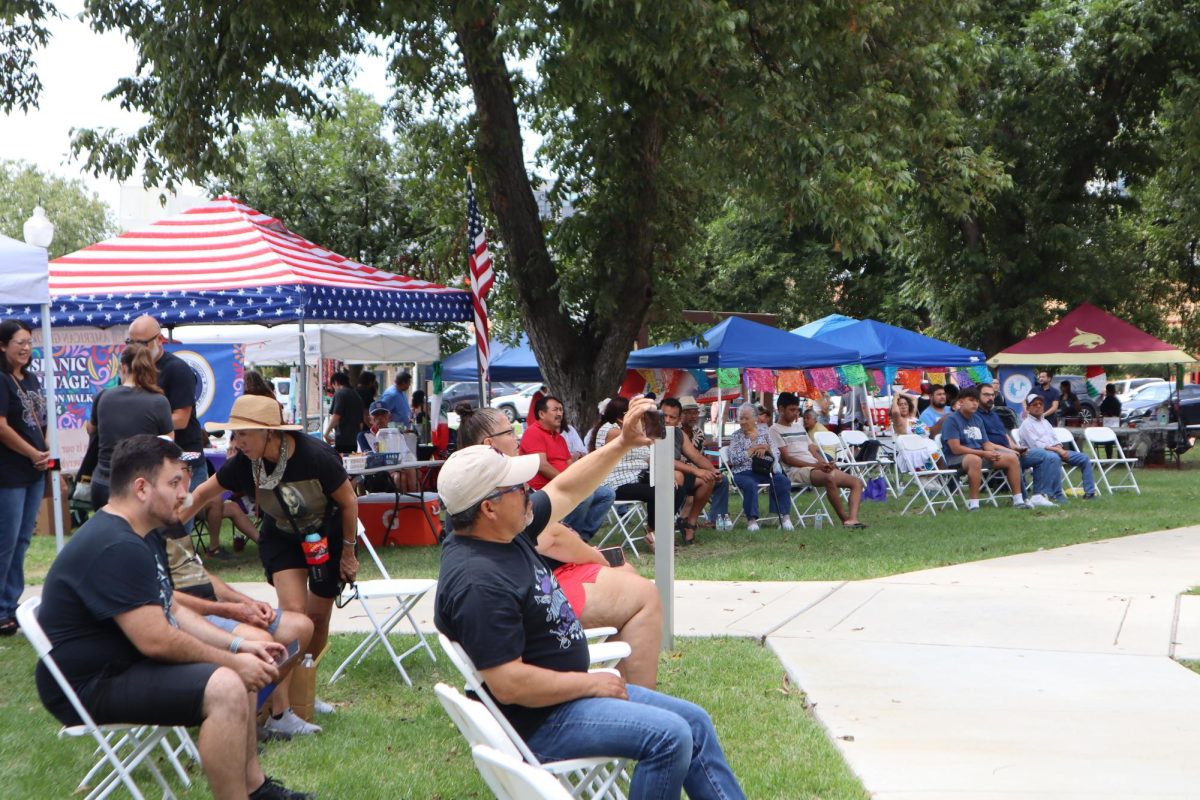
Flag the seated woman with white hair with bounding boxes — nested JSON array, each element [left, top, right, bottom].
[[727, 403, 793, 531]]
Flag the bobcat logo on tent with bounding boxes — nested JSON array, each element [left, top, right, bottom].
[[1068, 328, 1105, 350]]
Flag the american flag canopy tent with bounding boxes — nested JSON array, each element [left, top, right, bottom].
[[0, 196, 471, 328]]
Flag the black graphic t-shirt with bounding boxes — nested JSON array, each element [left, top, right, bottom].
[[0, 369, 46, 487], [156, 350, 203, 453], [216, 433, 347, 540], [434, 490, 589, 739], [34, 511, 173, 724]]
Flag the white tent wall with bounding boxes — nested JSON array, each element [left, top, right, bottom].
[[171, 323, 439, 365]]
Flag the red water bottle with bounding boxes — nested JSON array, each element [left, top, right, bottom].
[[302, 532, 330, 583]]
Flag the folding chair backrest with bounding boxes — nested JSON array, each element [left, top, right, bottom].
[[438, 633, 542, 766], [472, 744, 572, 800], [1054, 427, 1078, 450], [1010, 428, 1024, 447], [896, 434, 928, 454], [17, 598, 105, 736], [435, 683, 523, 760], [355, 520, 392, 580], [1084, 426, 1117, 445], [840, 429, 869, 447], [812, 430, 841, 457]]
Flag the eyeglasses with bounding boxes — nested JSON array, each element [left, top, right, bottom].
[[125, 333, 161, 346], [8, 339, 33, 348], [484, 483, 528, 503], [487, 427, 516, 439]]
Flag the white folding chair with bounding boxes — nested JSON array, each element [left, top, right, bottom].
[[437, 636, 632, 799], [837, 430, 894, 495], [896, 435, 962, 516], [1053, 427, 1082, 490], [328, 522, 437, 686], [18, 597, 194, 800], [594, 501, 646, 557], [473, 744, 574, 800], [1084, 427, 1140, 495]]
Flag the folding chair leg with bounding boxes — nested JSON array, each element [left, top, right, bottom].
[[328, 594, 435, 686]]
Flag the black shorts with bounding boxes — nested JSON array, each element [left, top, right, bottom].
[[78, 660, 219, 728], [258, 527, 345, 599]]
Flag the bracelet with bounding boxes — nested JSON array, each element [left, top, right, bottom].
[[343, 539, 357, 546], [229, 636, 243, 654]]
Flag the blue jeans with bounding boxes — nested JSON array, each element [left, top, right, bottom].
[[561, 484, 616, 541], [731, 470, 791, 520], [525, 684, 745, 800], [0, 480, 44, 619], [1019, 449, 1061, 498], [183, 458, 209, 535], [1057, 451, 1096, 497]]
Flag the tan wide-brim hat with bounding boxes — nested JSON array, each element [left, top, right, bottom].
[[204, 394, 302, 432]]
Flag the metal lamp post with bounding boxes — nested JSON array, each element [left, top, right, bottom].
[[23, 207, 66, 552]]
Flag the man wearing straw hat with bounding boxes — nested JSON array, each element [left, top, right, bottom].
[[187, 394, 359, 716]]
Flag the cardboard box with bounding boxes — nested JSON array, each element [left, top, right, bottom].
[[358, 492, 441, 547], [35, 475, 71, 537]]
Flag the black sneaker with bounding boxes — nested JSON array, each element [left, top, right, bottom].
[[250, 776, 315, 800]]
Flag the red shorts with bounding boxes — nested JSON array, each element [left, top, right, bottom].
[[553, 562, 604, 617]]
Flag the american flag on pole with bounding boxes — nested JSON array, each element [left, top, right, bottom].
[[466, 173, 494, 367]]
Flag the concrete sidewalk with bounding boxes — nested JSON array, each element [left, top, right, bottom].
[[769, 525, 1200, 799]]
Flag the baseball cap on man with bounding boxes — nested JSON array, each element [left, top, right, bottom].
[[369, 401, 390, 415], [678, 395, 699, 410], [438, 445, 540, 515], [1025, 393, 1044, 406]]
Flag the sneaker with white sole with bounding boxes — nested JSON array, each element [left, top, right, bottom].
[[313, 698, 335, 715], [746, 520, 760, 532], [263, 709, 322, 737], [781, 517, 794, 531], [1012, 500, 1034, 509], [1029, 494, 1058, 508]]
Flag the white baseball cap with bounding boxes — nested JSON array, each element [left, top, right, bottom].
[[1025, 393, 1044, 405], [437, 445, 540, 515]]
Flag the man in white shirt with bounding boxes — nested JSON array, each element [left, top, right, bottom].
[[769, 393, 866, 528], [1017, 394, 1097, 500]]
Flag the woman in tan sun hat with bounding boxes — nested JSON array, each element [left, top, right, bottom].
[[185, 394, 359, 717]]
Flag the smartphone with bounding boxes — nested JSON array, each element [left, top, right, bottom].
[[44, 458, 59, 471], [642, 409, 667, 440], [599, 547, 626, 567]]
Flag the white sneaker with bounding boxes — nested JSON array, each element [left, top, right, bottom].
[[721, 515, 733, 530], [746, 520, 760, 532], [314, 698, 335, 715], [781, 517, 794, 531], [1013, 500, 1034, 510], [1029, 494, 1058, 508], [264, 709, 322, 737]]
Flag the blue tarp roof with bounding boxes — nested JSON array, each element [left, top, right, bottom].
[[442, 335, 544, 382], [627, 316, 859, 369], [791, 313, 859, 338], [792, 318, 985, 369]]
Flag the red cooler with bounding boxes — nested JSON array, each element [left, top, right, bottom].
[[358, 492, 442, 547]]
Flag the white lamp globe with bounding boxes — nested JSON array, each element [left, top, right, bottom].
[[23, 206, 56, 249]]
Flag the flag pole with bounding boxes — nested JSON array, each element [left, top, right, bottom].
[[467, 166, 491, 407]]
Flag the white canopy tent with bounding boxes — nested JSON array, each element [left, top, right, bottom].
[[171, 322, 440, 365], [0, 233, 65, 550]]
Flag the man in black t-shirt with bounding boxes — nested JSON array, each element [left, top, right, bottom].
[[323, 371, 365, 454], [34, 434, 311, 800], [127, 315, 211, 537], [434, 398, 745, 799]]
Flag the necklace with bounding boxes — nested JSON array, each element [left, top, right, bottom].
[[252, 434, 290, 490]]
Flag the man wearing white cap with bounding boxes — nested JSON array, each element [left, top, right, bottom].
[[1018, 393, 1097, 500], [434, 396, 745, 800]]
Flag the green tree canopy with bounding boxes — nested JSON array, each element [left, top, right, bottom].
[[0, 160, 115, 259]]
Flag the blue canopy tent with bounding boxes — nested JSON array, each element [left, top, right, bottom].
[[628, 316, 859, 369], [442, 335, 544, 382], [792, 318, 985, 369]]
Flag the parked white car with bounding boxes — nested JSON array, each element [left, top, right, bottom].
[[490, 383, 542, 422], [1113, 378, 1168, 403]]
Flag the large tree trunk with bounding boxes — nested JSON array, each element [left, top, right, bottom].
[[456, 6, 657, 431]]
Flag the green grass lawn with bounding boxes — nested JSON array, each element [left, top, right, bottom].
[[24, 453, 1200, 586], [0, 633, 866, 799]]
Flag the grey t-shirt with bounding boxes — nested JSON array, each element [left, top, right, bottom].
[[91, 386, 174, 483]]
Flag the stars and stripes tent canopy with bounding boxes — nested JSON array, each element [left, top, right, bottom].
[[442, 335, 544, 382], [792, 316, 986, 369], [0, 196, 471, 328], [627, 315, 859, 369], [990, 303, 1195, 365]]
